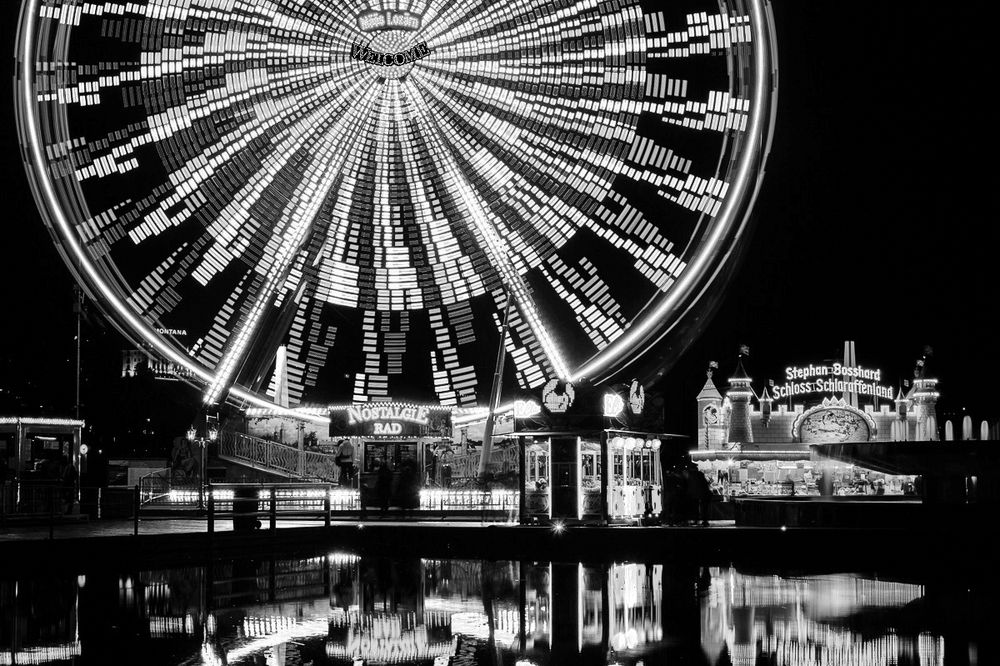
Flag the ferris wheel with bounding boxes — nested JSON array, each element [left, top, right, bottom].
[[16, 0, 777, 410]]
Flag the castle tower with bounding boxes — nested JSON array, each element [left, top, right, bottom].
[[759, 386, 773, 427], [908, 355, 940, 441], [913, 376, 940, 441], [892, 389, 908, 441], [697, 367, 725, 450], [726, 357, 754, 446]]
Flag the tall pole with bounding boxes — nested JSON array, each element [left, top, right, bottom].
[[73, 286, 83, 419], [478, 294, 512, 480]]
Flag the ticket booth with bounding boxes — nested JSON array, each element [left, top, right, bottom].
[[579, 439, 603, 519], [608, 435, 662, 521], [516, 429, 665, 524], [328, 403, 452, 510], [0, 416, 85, 513], [524, 438, 550, 518]]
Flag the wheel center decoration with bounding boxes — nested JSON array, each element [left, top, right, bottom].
[[17, 0, 777, 411]]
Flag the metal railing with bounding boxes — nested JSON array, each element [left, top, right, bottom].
[[138, 468, 171, 503], [441, 446, 519, 480], [0, 481, 82, 538], [135, 467, 205, 510], [301, 449, 340, 482], [419, 488, 519, 513], [205, 483, 360, 532], [217, 431, 340, 481], [1, 481, 69, 517]]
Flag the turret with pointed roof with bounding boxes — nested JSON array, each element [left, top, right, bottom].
[[759, 386, 773, 427], [912, 360, 940, 441], [697, 364, 727, 450], [726, 354, 754, 445]]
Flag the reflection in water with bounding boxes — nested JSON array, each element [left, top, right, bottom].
[[701, 571, 943, 666], [0, 555, 973, 665]]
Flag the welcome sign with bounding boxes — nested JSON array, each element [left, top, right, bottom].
[[351, 42, 431, 68]]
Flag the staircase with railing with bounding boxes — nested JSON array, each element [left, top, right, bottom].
[[216, 431, 339, 482]]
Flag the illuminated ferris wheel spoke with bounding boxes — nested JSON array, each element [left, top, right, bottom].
[[111, 65, 365, 250], [189, 75, 376, 287], [644, 10, 755, 58], [410, 64, 687, 296], [202, 80, 390, 404], [408, 69, 599, 256], [403, 78, 570, 380]]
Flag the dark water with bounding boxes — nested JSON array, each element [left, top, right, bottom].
[[0, 553, 989, 665]]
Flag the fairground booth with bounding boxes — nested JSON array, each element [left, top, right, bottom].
[[0, 416, 85, 513], [232, 380, 678, 524], [330, 402, 453, 509], [504, 379, 674, 524], [691, 343, 943, 498]]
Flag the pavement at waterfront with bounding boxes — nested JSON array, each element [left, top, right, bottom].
[[0, 517, 737, 542]]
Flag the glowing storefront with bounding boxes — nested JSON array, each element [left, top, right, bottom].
[[692, 347, 934, 496], [238, 380, 671, 523], [522, 431, 664, 523]]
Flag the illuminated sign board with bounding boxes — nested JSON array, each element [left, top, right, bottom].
[[347, 405, 430, 435], [334, 404, 449, 438], [357, 10, 422, 32], [772, 363, 894, 401], [351, 42, 431, 68]]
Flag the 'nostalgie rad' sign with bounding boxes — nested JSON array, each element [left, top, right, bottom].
[[329, 403, 451, 438]]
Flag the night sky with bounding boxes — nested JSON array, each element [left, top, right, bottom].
[[0, 3, 992, 444]]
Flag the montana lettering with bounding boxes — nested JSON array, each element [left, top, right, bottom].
[[351, 42, 431, 67]]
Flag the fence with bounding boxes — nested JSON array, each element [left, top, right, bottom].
[[0, 481, 91, 538], [217, 431, 340, 481], [419, 488, 519, 513], [439, 446, 520, 481], [0, 481, 69, 518], [205, 483, 357, 532]]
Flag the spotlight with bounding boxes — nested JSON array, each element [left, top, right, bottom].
[[603, 393, 625, 417], [514, 399, 541, 418]]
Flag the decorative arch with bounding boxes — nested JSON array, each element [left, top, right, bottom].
[[792, 398, 876, 443]]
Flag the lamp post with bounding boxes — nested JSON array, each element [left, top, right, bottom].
[[187, 428, 203, 511]]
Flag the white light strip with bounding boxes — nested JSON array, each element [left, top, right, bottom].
[[19, 1, 216, 389], [203, 75, 379, 405], [0, 417, 85, 427]]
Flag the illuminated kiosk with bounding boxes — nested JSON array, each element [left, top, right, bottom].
[[330, 403, 452, 509], [236, 379, 677, 522], [507, 382, 676, 525], [692, 346, 935, 498], [0, 416, 84, 513], [520, 430, 667, 524], [16, 0, 778, 426]]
